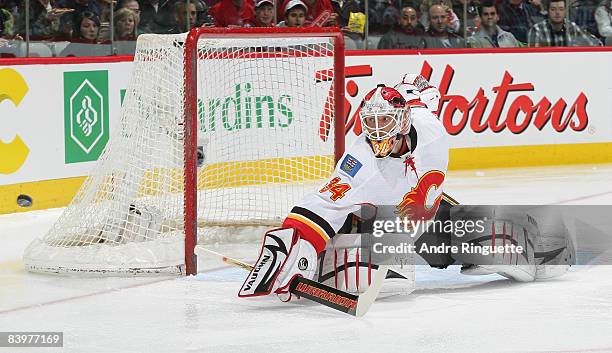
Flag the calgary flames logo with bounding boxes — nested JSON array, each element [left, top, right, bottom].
[[396, 170, 445, 221]]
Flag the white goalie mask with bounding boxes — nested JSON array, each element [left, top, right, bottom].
[[359, 85, 411, 158]]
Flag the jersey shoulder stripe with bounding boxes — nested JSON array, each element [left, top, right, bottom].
[[288, 206, 335, 239], [283, 206, 336, 252]]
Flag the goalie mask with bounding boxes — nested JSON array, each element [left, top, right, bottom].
[[359, 84, 411, 158]]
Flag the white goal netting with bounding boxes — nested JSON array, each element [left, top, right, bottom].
[[23, 31, 341, 275]]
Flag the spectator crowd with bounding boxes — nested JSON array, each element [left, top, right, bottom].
[[1, 0, 611, 56]]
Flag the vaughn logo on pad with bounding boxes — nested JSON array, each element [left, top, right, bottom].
[[64, 70, 109, 163]]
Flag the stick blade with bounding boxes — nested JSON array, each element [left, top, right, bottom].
[[355, 266, 388, 317]]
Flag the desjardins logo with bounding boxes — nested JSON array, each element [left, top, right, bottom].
[[63, 71, 109, 164], [198, 83, 294, 132]]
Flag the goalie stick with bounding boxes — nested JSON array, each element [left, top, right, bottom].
[[195, 246, 388, 317]]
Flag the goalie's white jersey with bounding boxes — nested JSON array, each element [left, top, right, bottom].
[[283, 107, 449, 252]]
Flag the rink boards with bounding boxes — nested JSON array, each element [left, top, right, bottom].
[[1, 48, 612, 213]]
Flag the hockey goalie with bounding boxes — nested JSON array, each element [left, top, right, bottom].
[[238, 74, 575, 303]]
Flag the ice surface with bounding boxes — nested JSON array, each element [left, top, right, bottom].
[[1, 164, 612, 353]]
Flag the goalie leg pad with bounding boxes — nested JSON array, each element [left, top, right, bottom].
[[533, 207, 575, 279], [454, 206, 576, 281], [317, 234, 373, 294], [452, 207, 537, 282], [238, 227, 317, 298], [317, 234, 415, 295]]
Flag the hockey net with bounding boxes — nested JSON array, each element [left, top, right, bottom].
[[23, 28, 345, 276]]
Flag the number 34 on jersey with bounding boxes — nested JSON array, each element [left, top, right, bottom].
[[319, 177, 351, 201]]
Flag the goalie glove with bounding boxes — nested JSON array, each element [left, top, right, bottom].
[[394, 73, 441, 114], [418, 86, 441, 114], [238, 227, 317, 301]]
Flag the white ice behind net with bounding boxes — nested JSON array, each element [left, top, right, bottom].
[[23, 33, 337, 275]]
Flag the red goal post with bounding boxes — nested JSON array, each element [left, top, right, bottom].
[[183, 27, 346, 275]]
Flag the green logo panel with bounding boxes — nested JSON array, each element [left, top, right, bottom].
[[64, 70, 109, 163]]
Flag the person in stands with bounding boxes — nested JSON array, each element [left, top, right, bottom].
[[277, 0, 308, 27], [138, 0, 175, 33], [244, 0, 275, 27], [210, 0, 254, 27], [277, 0, 335, 26], [167, 1, 197, 33], [423, 4, 465, 48], [60, 10, 112, 56], [528, 0, 602, 46], [113, 8, 138, 40], [595, 0, 612, 45], [72, 10, 100, 42], [378, 5, 426, 49], [497, 0, 546, 44], [468, 1, 520, 47]]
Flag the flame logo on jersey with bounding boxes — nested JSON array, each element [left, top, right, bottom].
[[396, 170, 445, 221]]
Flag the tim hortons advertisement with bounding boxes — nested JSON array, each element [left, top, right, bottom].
[[341, 51, 611, 148]]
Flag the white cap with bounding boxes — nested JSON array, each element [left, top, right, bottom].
[[255, 0, 274, 7], [284, 0, 307, 13]]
